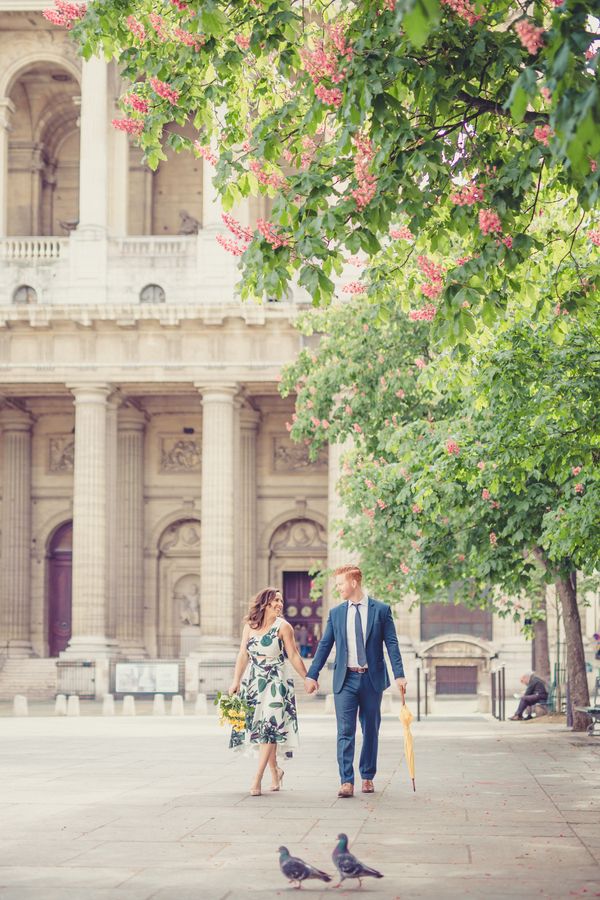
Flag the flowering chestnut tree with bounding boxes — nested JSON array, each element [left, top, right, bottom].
[[279, 300, 599, 729], [47, 0, 599, 333]]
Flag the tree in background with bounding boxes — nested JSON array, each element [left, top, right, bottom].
[[280, 300, 599, 729], [46, 0, 599, 336]]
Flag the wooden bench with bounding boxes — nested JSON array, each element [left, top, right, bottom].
[[574, 707, 600, 736]]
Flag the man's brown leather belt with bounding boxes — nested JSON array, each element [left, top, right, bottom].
[[348, 666, 368, 673]]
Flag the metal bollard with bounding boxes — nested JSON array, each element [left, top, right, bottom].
[[67, 695, 80, 716], [13, 695, 28, 717], [170, 694, 185, 716], [122, 695, 136, 716], [55, 694, 67, 716], [153, 694, 166, 716], [194, 693, 207, 715], [102, 694, 115, 716]]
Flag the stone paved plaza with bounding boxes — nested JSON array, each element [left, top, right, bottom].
[[0, 708, 599, 900]]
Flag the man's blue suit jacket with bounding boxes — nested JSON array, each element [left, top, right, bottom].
[[307, 597, 405, 694]]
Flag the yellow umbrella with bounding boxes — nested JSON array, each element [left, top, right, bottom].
[[399, 687, 416, 792]]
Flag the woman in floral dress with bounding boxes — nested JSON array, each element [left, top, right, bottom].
[[229, 587, 308, 795]]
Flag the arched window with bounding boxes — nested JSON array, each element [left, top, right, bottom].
[[140, 283, 166, 304], [13, 284, 37, 304]]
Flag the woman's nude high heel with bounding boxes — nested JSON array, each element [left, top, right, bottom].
[[249, 785, 262, 796], [270, 767, 285, 791]]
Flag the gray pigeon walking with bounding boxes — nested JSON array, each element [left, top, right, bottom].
[[332, 833, 384, 888], [278, 846, 332, 889]]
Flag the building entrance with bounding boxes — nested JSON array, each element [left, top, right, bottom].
[[47, 522, 73, 656], [282, 571, 323, 658]]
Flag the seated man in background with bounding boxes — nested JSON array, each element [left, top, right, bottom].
[[509, 672, 549, 720]]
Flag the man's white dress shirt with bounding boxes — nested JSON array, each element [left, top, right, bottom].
[[346, 592, 369, 668]]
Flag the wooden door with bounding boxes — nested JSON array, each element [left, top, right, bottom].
[[48, 522, 73, 657], [282, 571, 322, 656]]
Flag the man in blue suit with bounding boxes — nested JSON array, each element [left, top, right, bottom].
[[305, 564, 407, 797]]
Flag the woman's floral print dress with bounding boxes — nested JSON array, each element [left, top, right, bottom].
[[229, 617, 299, 753]]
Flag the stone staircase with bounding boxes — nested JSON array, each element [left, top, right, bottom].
[[0, 659, 58, 700]]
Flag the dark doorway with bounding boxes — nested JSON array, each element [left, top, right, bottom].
[[282, 571, 322, 658], [435, 665, 478, 695], [48, 522, 73, 657]]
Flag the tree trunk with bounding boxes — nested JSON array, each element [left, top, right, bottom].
[[555, 572, 590, 732], [532, 587, 551, 684]]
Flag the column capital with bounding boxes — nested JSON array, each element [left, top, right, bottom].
[[67, 383, 113, 403], [195, 382, 240, 403], [240, 407, 261, 431], [0, 405, 34, 432], [0, 98, 15, 131], [118, 402, 148, 431]]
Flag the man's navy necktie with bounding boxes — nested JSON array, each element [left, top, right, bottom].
[[354, 603, 367, 667]]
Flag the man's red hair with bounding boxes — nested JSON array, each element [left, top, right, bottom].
[[334, 564, 363, 583]]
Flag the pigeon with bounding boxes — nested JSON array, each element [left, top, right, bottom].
[[278, 845, 332, 889], [332, 833, 384, 888]]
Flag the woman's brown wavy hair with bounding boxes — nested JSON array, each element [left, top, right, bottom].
[[246, 587, 280, 630]]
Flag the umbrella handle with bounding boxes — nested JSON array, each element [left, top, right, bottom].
[[400, 685, 406, 706]]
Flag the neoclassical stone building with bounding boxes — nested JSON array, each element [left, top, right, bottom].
[[1, 6, 596, 704]]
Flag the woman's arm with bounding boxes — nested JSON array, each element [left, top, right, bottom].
[[229, 625, 250, 693], [280, 621, 308, 679]]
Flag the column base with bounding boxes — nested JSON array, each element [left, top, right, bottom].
[[114, 642, 149, 660], [61, 636, 117, 659], [6, 641, 35, 658]]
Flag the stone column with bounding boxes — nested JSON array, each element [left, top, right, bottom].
[[63, 384, 113, 656], [196, 383, 239, 655], [0, 99, 15, 238], [0, 407, 34, 657], [107, 62, 128, 236], [105, 394, 119, 642], [238, 408, 260, 626], [78, 56, 108, 232], [115, 405, 147, 657]]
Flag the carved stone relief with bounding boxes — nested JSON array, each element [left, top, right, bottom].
[[174, 574, 201, 627], [159, 435, 201, 473], [270, 518, 328, 554], [159, 519, 201, 555], [272, 436, 328, 472], [48, 435, 74, 473]]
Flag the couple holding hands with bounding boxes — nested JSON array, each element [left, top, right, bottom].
[[228, 564, 407, 797]]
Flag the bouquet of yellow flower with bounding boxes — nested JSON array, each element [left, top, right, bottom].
[[214, 691, 251, 732]]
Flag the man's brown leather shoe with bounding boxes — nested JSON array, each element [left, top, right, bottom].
[[362, 779, 375, 793], [338, 782, 354, 798]]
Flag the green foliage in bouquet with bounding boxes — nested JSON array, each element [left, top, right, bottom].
[[214, 691, 252, 732]]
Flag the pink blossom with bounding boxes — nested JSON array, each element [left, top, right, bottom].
[[150, 77, 179, 105], [446, 438, 460, 456], [458, 553, 465, 562], [395, 389, 405, 399], [257, 218, 289, 249], [415, 357, 427, 370], [499, 235, 513, 250], [149, 13, 168, 41], [412, 503, 422, 514], [112, 117, 144, 136], [377, 499, 387, 510], [380, 376, 387, 388], [440, 0, 481, 25], [194, 142, 218, 166], [365, 478, 375, 489], [249, 159, 286, 190], [174, 27, 204, 50], [322, 419, 330, 429], [310, 416, 321, 427], [516, 20, 544, 55], [588, 228, 600, 247], [389, 226, 414, 240], [477, 461, 486, 470], [314, 83, 343, 107], [216, 234, 245, 256], [43, 0, 86, 28], [540, 86, 552, 102], [409, 304, 437, 322], [126, 15, 146, 41], [399, 562, 410, 575], [123, 94, 149, 114], [343, 281, 367, 294], [344, 405, 352, 415], [489, 531, 497, 546], [350, 134, 377, 210], [572, 466, 582, 476], [479, 208, 502, 235], [235, 33, 250, 50], [363, 324, 369, 333], [285, 421, 292, 432], [363, 507, 375, 520], [534, 124, 553, 146], [481, 488, 491, 500], [352, 423, 363, 433], [574, 483, 584, 494], [450, 184, 484, 206], [306, 399, 313, 409], [222, 213, 253, 244]]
